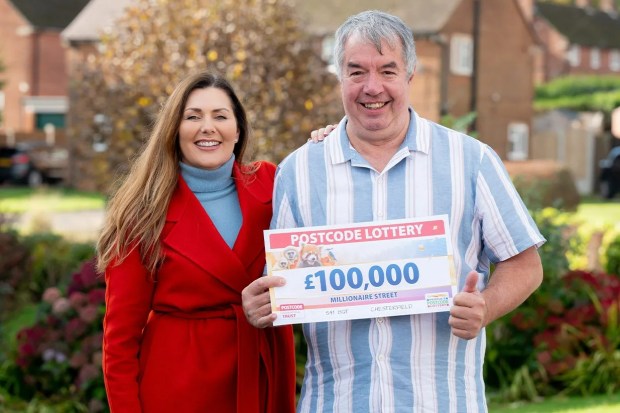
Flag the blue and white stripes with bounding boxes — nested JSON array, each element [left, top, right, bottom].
[[272, 109, 545, 413]]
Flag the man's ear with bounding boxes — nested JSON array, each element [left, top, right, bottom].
[[408, 65, 416, 83]]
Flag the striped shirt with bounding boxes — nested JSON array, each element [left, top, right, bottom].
[[272, 109, 545, 413]]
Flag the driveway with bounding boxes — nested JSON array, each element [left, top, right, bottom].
[[17, 209, 105, 242]]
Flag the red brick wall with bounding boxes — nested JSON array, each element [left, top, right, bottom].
[[566, 46, 620, 76], [0, 0, 32, 132], [477, 0, 535, 158], [0, 0, 69, 134], [442, 0, 475, 118], [533, 19, 570, 81], [409, 39, 443, 122], [35, 31, 68, 96], [439, 0, 535, 158]]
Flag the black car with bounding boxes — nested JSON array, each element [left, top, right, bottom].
[[0, 143, 68, 187], [599, 146, 620, 199]]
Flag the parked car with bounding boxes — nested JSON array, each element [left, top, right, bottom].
[[0, 142, 68, 187], [599, 146, 620, 199]]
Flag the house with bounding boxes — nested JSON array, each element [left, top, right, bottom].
[[62, 0, 538, 160], [533, 0, 620, 82], [62, 0, 133, 64], [0, 0, 89, 144], [292, 0, 540, 160]]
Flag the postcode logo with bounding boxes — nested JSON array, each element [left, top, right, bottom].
[[425, 293, 450, 308]]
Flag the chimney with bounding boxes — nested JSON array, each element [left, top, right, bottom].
[[599, 0, 617, 13], [575, 0, 590, 7]]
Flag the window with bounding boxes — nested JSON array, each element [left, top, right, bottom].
[[507, 122, 529, 161], [590, 47, 601, 69], [35, 113, 65, 129], [610, 50, 620, 72], [567, 45, 580, 67], [450, 34, 473, 76]]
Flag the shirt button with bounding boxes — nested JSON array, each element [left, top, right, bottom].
[[377, 318, 384, 323], [377, 355, 385, 362], [378, 211, 384, 218]]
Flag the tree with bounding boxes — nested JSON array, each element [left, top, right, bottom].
[[68, 0, 343, 192]]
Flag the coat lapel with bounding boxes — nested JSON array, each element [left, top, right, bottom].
[[231, 163, 273, 284], [161, 166, 272, 294]]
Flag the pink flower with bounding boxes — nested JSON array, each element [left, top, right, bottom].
[[42, 287, 62, 304], [69, 292, 88, 309], [64, 318, 88, 342], [79, 305, 99, 323], [52, 298, 71, 315]]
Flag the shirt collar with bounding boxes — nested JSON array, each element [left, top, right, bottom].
[[326, 107, 429, 167]]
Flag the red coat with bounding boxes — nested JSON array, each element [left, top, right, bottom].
[[102, 161, 296, 413]]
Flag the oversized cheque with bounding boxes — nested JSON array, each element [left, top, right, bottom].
[[264, 215, 458, 326]]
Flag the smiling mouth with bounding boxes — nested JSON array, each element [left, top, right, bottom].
[[196, 141, 220, 147], [363, 102, 386, 109]]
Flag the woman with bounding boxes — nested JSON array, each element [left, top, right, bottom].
[[97, 72, 297, 413]]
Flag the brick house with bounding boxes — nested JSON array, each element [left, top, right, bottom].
[[533, 0, 620, 82], [62, 0, 538, 160], [0, 0, 88, 142], [62, 0, 133, 69], [293, 0, 540, 160]]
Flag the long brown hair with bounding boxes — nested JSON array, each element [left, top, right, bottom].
[[96, 72, 251, 274]]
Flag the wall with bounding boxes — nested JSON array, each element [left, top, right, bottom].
[[0, 0, 32, 133], [409, 39, 443, 122], [440, 0, 535, 158], [531, 110, 604, 194], [0, 0, 69, 136]]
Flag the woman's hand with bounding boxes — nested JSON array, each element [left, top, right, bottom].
[[308, 124, 338, 142]]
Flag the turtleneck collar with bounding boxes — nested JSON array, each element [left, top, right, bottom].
[[180, 155, 235, 193]]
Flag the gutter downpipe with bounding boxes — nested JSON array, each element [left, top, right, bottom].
[[471, 0, 481, 132]]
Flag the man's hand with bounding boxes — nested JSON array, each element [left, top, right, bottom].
[[242, 276, 285, 328], [448, 271, 488, 340]]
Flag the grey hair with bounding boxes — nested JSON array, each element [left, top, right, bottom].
[[333, 10, 416, 80]]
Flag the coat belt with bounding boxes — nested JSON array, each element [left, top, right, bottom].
[[153, 305, 262, 413]]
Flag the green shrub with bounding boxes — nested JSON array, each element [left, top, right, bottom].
[[485, 207, 578, 400], [486, 266, 620, 400], [3, 259, 107, 412], [0, 227, 31, 317], [21, 233, 95, 299], [534, 75, 620, 113], [535, 270, 620, 395], [603, 230, 620, 277]]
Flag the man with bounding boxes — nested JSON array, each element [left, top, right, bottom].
[[243, 10, 544, 413]]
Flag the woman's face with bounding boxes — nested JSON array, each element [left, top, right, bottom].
[[178, 87, 239, 170]]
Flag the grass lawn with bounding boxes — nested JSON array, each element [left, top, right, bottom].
[[489, 393, 620, 413], [0, 303, 38, 352], [0, 187, 106, 213], [573, 197, 620, 229]]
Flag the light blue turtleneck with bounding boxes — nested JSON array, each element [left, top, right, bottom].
[[179, 156, 242, 249]]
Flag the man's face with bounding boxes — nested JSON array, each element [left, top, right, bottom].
[[340, 33, 413, 144]]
